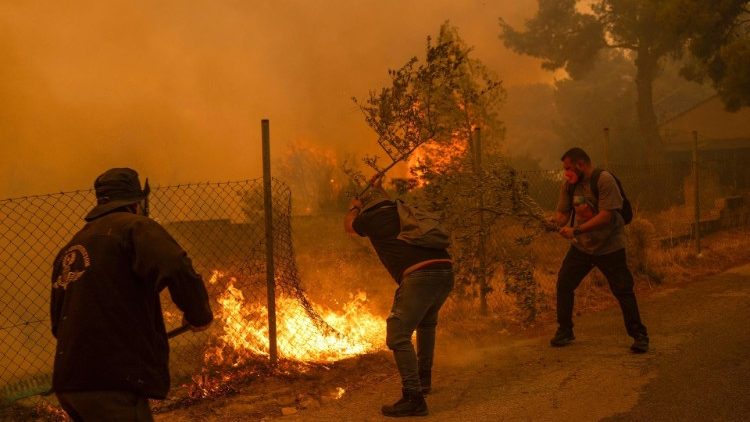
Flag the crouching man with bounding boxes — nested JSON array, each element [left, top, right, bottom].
[[344, 184, 453, 417], [51, 168, 213, 421]]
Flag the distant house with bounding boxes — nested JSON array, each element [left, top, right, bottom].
[[660, 95, 750, 189]]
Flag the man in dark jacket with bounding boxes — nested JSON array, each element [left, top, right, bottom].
[[50, 168, 213, 421], [344, 183, 453, 418]]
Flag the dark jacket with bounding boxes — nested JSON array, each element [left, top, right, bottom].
[[353, 201, 451, 283], [50, 211, 213, 399]]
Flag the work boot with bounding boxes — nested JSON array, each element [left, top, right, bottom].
[[550, 327, 575, 347], [381, 389, 428, 417], [419, 370, 431, 395], [630, 335, 649, 353]]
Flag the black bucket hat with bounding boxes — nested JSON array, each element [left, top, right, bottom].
[[85, 168, 149, 221]]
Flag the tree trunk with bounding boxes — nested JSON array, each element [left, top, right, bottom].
[[634, 50, 663, 162]]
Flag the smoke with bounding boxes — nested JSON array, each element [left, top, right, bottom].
[[0, 0, 549, 198]]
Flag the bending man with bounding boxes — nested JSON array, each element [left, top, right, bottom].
[[344, 184, 453, 417]]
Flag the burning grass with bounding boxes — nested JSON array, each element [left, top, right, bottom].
[[205, 271, 385, 365], [161, 269, 387, 404]]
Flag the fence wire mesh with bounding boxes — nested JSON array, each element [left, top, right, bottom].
[[0, 178, 342, 405]]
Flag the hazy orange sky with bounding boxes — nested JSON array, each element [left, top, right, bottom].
[[0, 0, 554, 197]]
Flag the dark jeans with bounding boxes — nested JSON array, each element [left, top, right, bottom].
[[386, 268, 454, 394], [56, 390, 154, 422], [557, 247, 648, 338]]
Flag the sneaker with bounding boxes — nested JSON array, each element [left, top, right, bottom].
[[630, 335, 649, 353], [381, 389, 428, 417], [550, 328, 575, 347]]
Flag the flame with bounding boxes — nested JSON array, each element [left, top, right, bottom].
[[208, 269, 225, 284], [204, 273, 386, 367], [333, 387, 346, 399], [407, 135, 469, 186]]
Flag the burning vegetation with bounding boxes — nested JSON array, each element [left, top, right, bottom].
[[185, 270, 385, 400], [207, 270, 384, 364]]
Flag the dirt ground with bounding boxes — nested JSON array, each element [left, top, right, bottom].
[[143, 261, 750, 422], [283, 262, 750, 422]]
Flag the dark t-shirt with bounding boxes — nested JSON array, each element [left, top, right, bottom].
[[353, 201, 451, 283]]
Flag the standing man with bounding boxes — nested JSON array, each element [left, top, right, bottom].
[[549, 148, 649, 353], [344, 184, 453, 417], [51, 168, 213, 421]]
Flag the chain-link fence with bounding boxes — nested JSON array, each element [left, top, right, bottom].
[[0, 178, 346, 405], [1, 190, 92, 403]]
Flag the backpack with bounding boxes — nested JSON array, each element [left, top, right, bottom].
[[394, 200, 451, 249], [567, 169, 633, 225]]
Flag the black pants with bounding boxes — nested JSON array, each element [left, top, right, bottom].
[[556, 247, 648, 338], [56, 391, 154, 422]]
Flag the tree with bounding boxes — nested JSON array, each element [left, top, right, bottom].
[[551, 51, 714, 162], [356, 22, 549, 322], [499, 0, 750, 157], [353, 22, 504, 183], [681, 8, 750, 110]]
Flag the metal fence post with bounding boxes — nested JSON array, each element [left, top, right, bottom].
[[693, 130, 701, 256], [474, 127, 488, 316], [261, 119, 278, 364]]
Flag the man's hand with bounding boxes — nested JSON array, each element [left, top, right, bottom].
[[349, 197, 363, 211], [559, 226, 576, 240], [182, 315, 212, 332]]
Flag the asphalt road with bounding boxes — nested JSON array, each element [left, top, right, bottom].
[[290, 263, 750, 422]]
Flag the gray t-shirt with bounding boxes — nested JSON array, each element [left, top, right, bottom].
[[556, 171, 625, 255]]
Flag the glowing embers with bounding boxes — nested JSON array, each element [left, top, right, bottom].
[[205, 271, 386, 365]]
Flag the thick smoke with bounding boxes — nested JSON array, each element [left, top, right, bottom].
[[0, 0, 549, 197]]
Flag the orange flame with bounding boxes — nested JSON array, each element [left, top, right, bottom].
[[204, 271, 386, 366], [407, 135, 469, 186]]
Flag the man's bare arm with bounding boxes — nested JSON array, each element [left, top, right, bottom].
[[559, 209, 614, 239], [578, 209, 613, 233]]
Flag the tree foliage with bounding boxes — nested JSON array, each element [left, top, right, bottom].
[[681, 5, 750, 110], [500, 0, 750, 155]]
